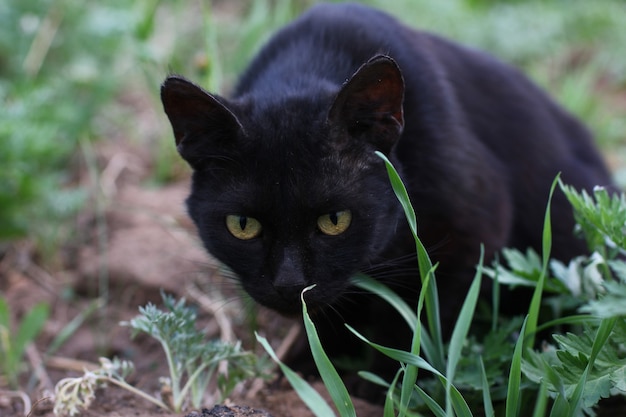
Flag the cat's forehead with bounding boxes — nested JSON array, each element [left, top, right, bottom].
[[227, 135, 372, 213], [232, 97, 336, 161], [241, 138, 361, 193], [216, 93, 384, 212], [234, 167, 365, 225], [240, 93, 330, 133]]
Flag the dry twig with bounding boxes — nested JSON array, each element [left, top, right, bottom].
[[186, 281, 235, 343], [0, 389, 32, 417], [25, 344, 54, 393]]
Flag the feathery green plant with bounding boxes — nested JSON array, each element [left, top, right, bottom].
[[54, 292, 265, 415]]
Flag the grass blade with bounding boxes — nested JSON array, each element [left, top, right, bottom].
[[384, 369, 403, 417], [352, 269, 439, 416], [506, 317, 528, 417], [376, 151, 445, 370], [351, 274, 416, 329], [348, 322, 472, 417], [434, 246, 484, 415], [48, 297, 104, 357], [568, 317, 616, 416], [446, 248, 484, 403], [491, 254, 501, 332], [0, 298, 11, 382], [349, 324, 473, 416], [536, 315, 599, 334], [347, 324, 441, 376], [14, 302, 49, 363], [526, 175, 559, 348], [415, 384, 447, 417], [444, 378, 474, 417], [256, 333, 336, 417], [479, 356, 495, 417], [352, 270, 440, 368], [399, 266, 433, 416], [358, 371, 390, 388], [301, 287, 356, 417], [532, 380, 549, 417], [0, 297, 8, 329], [548, 395, 570, 417], [375, 151, 417, 235]]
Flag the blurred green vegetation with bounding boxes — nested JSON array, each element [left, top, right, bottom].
[[1, 0, 160, 248], [1, 0, 625, 257]]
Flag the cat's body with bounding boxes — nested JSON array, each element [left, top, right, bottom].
[[161, 2, 613, 394]]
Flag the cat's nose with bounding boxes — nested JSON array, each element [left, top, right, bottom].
[[273, 249, 307, 300]]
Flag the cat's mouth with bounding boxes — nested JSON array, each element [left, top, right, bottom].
[[265, 285, 332, 317], [272, 300, 326, 318], [265, 300, 307, 318]]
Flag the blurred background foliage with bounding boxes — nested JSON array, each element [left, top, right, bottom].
[[1, 0, 625, 260]]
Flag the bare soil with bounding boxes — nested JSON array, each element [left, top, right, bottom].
[[0, 135, 384, 417]]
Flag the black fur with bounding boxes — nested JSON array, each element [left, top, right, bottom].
[[161, 3, 613, 396]]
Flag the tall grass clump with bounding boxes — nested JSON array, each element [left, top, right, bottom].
[[260, 152, 626, 416]]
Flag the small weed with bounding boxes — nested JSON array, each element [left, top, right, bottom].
[[53, 292, 266, 415], [53, 357, 138, 416]]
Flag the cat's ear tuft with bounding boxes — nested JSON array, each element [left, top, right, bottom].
[[161, 75, 243, 168], [328, 55, 405, 154]]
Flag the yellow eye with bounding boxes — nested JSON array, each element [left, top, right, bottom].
[[317, 210, 352, 236], [226, 215, 262, 240]]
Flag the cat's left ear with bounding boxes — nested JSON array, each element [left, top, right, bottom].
[[328, 55, 404, 154]]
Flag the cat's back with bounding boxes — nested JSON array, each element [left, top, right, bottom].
[[233, 2, 425, 97], [239, 2, 610, 179]]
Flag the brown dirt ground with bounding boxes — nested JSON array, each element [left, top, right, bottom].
[[0, 138, 384, 417]]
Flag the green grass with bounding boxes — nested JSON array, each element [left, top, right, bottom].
[[264, 154, 626, 416], [0, 297, 49, 389], [1, 1, 138, 246]]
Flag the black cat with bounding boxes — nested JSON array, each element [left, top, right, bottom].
[[161, 2, 613, 394]]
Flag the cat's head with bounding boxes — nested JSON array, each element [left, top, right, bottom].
[[161, 55, 405, 315]]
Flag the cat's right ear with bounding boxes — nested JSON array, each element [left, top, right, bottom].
[[161, 75, 243, 168]]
